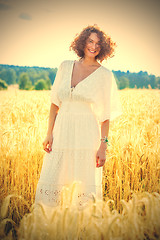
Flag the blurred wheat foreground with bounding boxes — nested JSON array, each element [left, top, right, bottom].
[[17, 183, 160, 240], [0, 88, 160, 239]]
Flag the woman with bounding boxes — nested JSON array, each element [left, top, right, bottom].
[[35, 25, 122, 207]]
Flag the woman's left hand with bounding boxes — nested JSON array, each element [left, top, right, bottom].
[[96, 145, 107, 168]]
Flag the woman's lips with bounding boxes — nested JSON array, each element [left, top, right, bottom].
[[88, 49, 96, 53]]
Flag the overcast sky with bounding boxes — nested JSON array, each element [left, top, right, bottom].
[[0, 0, 160, 76]]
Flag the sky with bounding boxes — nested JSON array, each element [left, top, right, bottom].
[[0, 0, 160, 76]]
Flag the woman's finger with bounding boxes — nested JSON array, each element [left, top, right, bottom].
[[97, 159, 106, 168], [48, 141, 52, 151], [44, 147, 50, 153], [96, 155, 99, 166], [43, 141, 47, 148]]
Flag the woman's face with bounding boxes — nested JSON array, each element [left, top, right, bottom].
[[84, 32, 101, 59]]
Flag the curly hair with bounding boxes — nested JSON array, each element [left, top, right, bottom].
[[70, 24, 117, 62]]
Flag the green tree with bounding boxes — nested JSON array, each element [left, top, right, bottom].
[[0, 79, 8, 90], [48, 68, 57, 84], [149, 74, 156, 89], [35, 79, 48, 90], [119, 76, 129, 89], [0, 69, 16, 85], [19, 73, 32, 90], [155, 77, 160, 89], [46, 78, 52, 90]]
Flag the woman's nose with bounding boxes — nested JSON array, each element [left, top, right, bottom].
[[91, 43, 96, 49]]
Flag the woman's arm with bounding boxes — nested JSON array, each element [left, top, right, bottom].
[[47, 103, 59, 135], [96, 119, 110, 167], [43, 103, 59, 153]]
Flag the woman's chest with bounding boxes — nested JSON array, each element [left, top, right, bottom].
[[57, 67, 103, 103], [71, 64, 101, 88]]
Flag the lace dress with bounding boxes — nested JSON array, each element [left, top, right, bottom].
[[34, 60, 122, 207]]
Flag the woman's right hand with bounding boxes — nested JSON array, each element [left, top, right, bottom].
[[43, 134, 53, 153]]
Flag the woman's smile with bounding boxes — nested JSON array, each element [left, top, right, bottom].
[[88, 49, 97, 53]]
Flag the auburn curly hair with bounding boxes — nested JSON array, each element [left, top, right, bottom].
[[70, 25, 117, 62]]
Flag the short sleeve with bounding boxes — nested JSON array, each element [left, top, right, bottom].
[[92, 70, 122, 123], [50, 62, 63, 107]]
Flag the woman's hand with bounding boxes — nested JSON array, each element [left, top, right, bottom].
[[43, 134, 53, 153], [96, 143, 107, 168]]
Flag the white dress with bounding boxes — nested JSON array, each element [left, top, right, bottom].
[[34, 60, 122, 207]]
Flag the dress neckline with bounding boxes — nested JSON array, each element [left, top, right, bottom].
[[70, 60, 102, 89]]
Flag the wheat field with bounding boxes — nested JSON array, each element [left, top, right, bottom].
[[0, 88, 160, 239]]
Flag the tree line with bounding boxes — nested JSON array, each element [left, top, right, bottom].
[[113, 70, 160, 89], [0, 64, 57, 90], [0, 64, 160, 90]]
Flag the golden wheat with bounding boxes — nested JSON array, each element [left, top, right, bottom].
[[0, 88, 160, 239], [18, 183, 160, 240], [1, 182, 160, 240]]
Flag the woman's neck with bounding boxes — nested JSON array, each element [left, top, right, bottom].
[[80, 57, 100, 67]]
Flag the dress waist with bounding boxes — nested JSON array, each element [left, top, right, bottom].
[[59, 101, 93, 114]]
